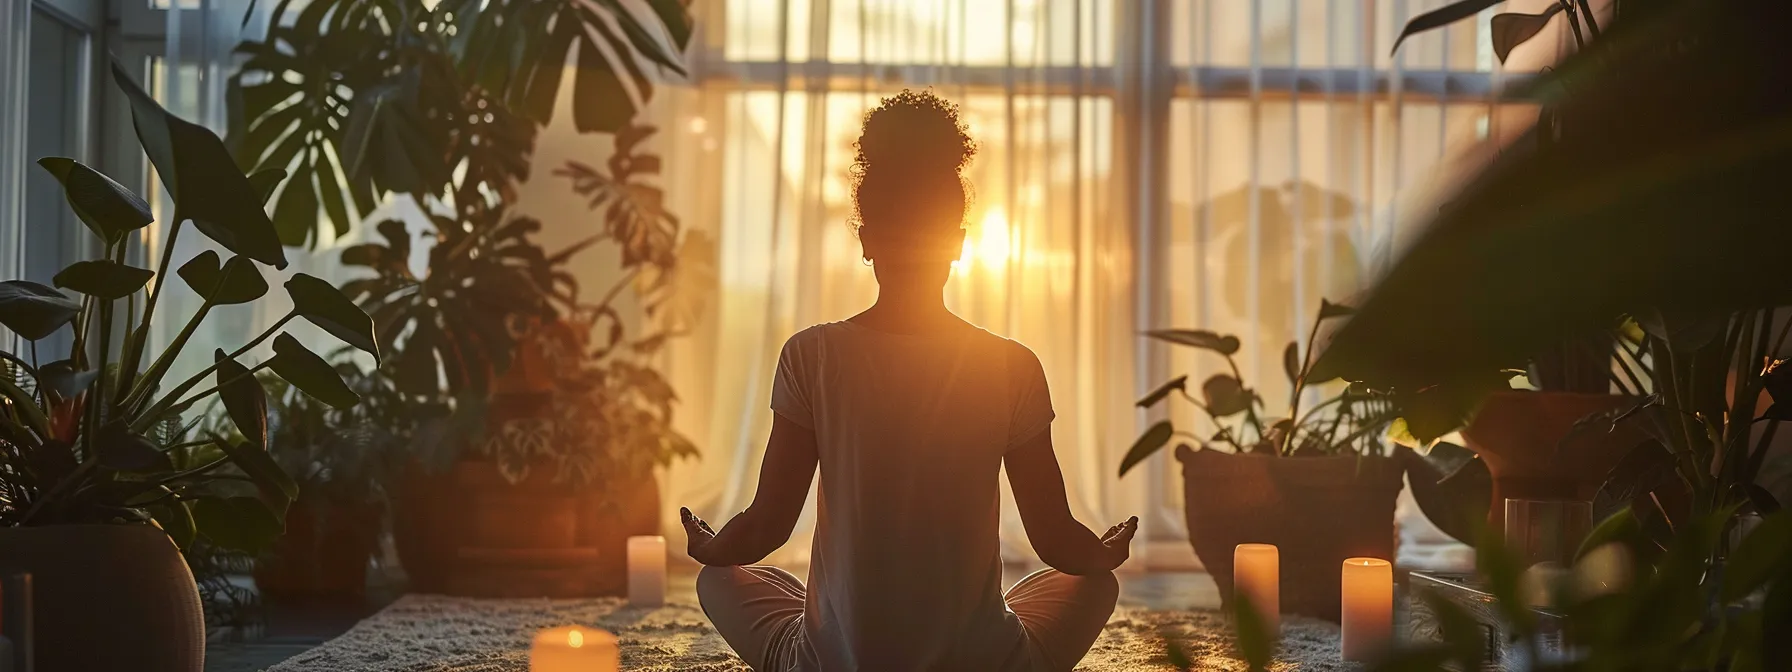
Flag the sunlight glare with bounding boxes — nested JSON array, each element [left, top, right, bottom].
[[955, 208, 1013, 273]]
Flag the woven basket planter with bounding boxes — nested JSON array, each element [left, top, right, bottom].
[[1176, 446, 1405, 621]]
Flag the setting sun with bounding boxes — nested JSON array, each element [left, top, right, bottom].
[[955, 208, 1013, 272]]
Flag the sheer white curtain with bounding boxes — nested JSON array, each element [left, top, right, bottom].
[[644, 0, 1549, 569]]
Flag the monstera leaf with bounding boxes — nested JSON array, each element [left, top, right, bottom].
[[113, 60, 287, 270], [441, 0, 692, 133]]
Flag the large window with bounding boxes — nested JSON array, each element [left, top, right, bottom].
[[660, 0, 1540, 567]]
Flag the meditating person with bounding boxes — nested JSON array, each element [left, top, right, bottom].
[[680, 89, 1136, 672]]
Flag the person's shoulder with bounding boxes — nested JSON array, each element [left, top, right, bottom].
[[966, 327, 1043, 369], [779, 323, 839, 355]]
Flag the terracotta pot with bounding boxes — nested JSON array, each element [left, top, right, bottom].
[[577, 469, 663, 595], [0, 524, 204, 672], [391, 458, 460, 593], [1177, 447, 1405, 621], [254, 495, 383, 603], [1461, 391, 1644, 530]]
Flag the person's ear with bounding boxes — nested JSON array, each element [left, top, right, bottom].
[[859, 227, 879, 264], [949, 228, 966, 257]]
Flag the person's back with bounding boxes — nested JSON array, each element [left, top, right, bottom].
[[682, 90, 1134, 672], [783, 321, 1044, 668]]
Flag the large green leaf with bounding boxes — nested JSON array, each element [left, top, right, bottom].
[[218, 439, 299, 506], [1723, 512, 1792, 603], [213, 350, 268, 448], [285, 273, 379, 361], [37, 359, 99, 401], [247, 167, 287, 204], [1118, 421, 1173, 477], [111, 59, 288, 270], [1201, 375, 1254, 416], [1137, 375, 1187, 409], [53, 260, 154, 300], [443, 0, 687, 133], [0, 280, 80, 340], [1145, 329, 1241, 356], [1315, 0, 1792, 394], [35, 158, 154, 244], [177, 251, 268, 305], [192, 496, 284, 553], [267, 333, 359, 409]]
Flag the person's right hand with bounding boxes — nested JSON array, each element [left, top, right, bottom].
[[680, 506, 718, 565], [1095, 516, 1138, 571]]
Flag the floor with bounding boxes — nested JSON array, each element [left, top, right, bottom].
[[203, 567, 1221, 672]]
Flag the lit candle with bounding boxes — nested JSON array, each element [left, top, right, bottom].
[[627, 535, 668, 607], [1340, 557, 1393, 661], [530, 626, 617, 672], [1233, 544, 1280, 636]]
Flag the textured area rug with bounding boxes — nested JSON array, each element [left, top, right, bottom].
[[268, 595, 1355, 671]]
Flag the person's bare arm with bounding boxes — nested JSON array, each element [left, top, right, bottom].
[[1005, 428, 1136, 575], [680, 414, 819, 566]]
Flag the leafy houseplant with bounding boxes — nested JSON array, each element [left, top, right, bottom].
[[1120, 301, 1407, 621], [1306, 0, 1792, 667], [0, 63, 375, 672], [246, 368, 400, 603], [232, 0, 703, 596]]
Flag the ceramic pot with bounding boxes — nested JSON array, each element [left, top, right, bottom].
[[0, 524, 203, 672], [1461, 391, 1644, 530]]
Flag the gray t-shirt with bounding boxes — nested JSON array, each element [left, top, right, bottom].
[[772, 320, 1055, 671]]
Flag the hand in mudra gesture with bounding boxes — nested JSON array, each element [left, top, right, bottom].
[[680, 506, 719, 565], [1095, 516, 1139, 571]]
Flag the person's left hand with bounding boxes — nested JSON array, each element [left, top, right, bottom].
[[680, 506, 718, 564]]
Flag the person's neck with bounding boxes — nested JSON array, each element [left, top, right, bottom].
[[852, 286, 961, 335]]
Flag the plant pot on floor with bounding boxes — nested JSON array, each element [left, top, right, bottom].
[[1461, 391, 1644, 530], [393, 457, 663, 597], [0, 524, 204, 672], [1177, 446, 1405, 621], [254, 495, 384, 604]]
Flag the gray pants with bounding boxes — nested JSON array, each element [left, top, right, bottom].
[[696, 565, 1118, 672]]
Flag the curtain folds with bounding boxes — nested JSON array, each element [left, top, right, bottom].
[[653, 0, 1541, 569]]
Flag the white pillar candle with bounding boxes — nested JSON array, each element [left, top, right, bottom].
[[530, 626, 618, 672], [1233, 543, 1280, 636], [1340, 557, 1393, 661], [627, 535, 668, 607]]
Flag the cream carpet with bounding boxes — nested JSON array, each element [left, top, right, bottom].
[[266, 595, 1354, 671]]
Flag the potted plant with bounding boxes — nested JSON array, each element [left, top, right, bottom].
[[1121, 301, 1405, 621], [230, 0, 701, 595], [244, 367, 397, 603], [0, 63, 374, 672], [1311, 0, 1792, 666]]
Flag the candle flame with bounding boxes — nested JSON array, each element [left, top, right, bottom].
[[568, 629, 584, 648]]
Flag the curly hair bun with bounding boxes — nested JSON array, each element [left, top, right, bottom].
[[855, 90, 976, 175]]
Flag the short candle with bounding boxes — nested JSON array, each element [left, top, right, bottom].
[[1233, 543, 1280, 636], [627, 535, 668, 607], [530, 625, 618, 672], [1340, 557, 1392, 661]]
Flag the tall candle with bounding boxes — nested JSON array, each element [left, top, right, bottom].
[[628, 535, 668, 607], [1233, 544, 1280, 636], [530, 626, 617, 672], [1340, 557, 1393, 661]]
